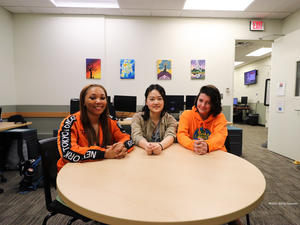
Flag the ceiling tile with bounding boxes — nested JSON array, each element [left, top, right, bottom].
[[121, 9, 151, 16], [4, 6, 32, 13], [118, 0, 185, 10], [151, 10, 182, 17]]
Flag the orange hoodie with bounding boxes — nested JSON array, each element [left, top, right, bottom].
[[57, 112, 134, 171], [177, 106, 227, 152]]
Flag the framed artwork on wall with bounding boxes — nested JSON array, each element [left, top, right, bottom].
[[157, 60, 172, 80], [191, 60, 205, 79], [86, 58, 101, 79], [120, 59, 135, 79]]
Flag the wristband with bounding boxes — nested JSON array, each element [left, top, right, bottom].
[[158, 143, 164, 150]]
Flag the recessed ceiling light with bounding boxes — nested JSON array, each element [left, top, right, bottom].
[[234, 61, 244, 66], [51, 0, 119, 8], [246, 48, 272, 57], [184, 0, 254, 11]]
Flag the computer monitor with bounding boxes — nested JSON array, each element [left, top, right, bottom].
[[165, 95, 184, 113], [233, 98, 238, 105], [241, 96, 248, 105], [186, 95, 197, 110], [114, 95, 137, 112]]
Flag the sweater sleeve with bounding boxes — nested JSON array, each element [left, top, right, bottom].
[[205, 113, 228, 152], [57, 115, 106, 163], [163, 113, 177, 140], [130, 113, 147, 145], [110, 119, 134, 152], [177, 111, 195, 151]]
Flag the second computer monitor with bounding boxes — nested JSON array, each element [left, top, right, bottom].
[[165, 95, 184, 113], [114, 95, 137, 112], [186, 95, 197, 110], [241, 96, 248, 105]]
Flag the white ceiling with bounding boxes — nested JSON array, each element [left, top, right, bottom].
[[0, 0, 300, 19]]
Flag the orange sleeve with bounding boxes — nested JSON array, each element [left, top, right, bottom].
[[110, 119, 134, 152], [57, 115, 106, 164], [205, 114, 228, 152], [177, 111, 195, 151]]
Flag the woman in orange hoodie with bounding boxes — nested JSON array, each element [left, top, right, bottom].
[[177, 85, 228, 155], [57, 84, 134, 171]]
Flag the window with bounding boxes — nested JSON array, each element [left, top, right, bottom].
[[296, 61, 300, 96]]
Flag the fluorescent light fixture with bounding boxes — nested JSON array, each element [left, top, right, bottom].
[[184, 0, 254, 11], [246, 48, 272, 57], [234, 61, 244, 66], [51, 0, 119, 8]]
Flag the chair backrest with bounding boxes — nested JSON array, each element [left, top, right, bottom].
[[38, 137, 59, 208], [8, 114, 27, 123]]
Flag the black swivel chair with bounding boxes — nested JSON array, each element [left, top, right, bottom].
[[38, 137, 91, 225]]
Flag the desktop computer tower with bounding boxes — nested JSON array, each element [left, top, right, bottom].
[[70, 98, 80, 114]]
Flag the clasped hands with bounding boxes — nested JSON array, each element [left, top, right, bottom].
[[193, 139, 208, 155], [104, 142, 127, 159], [145, 142, 162, 155]]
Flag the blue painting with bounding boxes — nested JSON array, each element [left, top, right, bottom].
[[120, 59, 135, 79]]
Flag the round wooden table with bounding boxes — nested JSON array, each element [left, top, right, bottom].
[[57, 144, 266, 225]]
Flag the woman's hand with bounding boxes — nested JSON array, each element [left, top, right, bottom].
[[144, 142, 154, 155], [145, 142, 162, 155], [104, 142, 127, 159], [104, 145, 117, 159], [112, 142, 127, 159], [193, 139, 208, 155]]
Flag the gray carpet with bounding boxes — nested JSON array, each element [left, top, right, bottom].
[[0, 124, 299, 225]]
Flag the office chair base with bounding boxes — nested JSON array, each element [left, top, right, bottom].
[[67, 217, 77, 225], [246, 213, 250, 225], [42, 212, 58, 225]]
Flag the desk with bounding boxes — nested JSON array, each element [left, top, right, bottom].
[[0, 122, 32, 132], [0, 122, 32, 193], [57, 144, 265, 225], [233, 106, 251, 123]]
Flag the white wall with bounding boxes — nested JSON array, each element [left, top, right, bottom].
[[0, 7, 16, 106], [269, 10, 300, 160], [13, 14, 105, 105], [13, 14, 282, 107], [234, 56, 271, 104]]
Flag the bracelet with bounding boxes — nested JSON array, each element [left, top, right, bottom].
[[158, 143, 164, 150]]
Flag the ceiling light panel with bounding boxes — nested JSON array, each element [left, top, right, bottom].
[[184, 0, 254, 11], [51, 0, 119, 8], [246, 48, 272, 56], [234, 61, 244, 66]]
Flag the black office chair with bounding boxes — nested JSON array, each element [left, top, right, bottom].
[[38, 137, 91, 225]]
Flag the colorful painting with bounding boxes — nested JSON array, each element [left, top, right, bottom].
[[157, 60, 172, 80], [120, 59, 135, 79], [191, 60, 205, 79], [86, 58, 101, 79]]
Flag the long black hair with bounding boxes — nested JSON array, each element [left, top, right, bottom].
[[80, 84, 112, 147], [142, 84, 167, 120], [194, 85, 222, 117]]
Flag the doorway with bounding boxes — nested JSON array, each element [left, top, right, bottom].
[[233, 40, 273, 127]]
